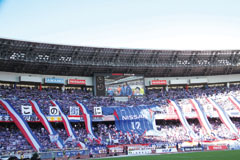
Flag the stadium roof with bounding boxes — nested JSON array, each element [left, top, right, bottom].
[[0, 38, 240, 77]]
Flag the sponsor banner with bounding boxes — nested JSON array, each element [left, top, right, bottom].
[[230, 145, 240, 150], [151, 80, 167, 85], [107, 144, 149, 148], [155, 148, 178, 153], [207, 145, 228, 151], [89, 146, 107, 154], [181, 147, 203, 152], [45, 78, 65, 84], [68, 79, 86, 85], [55, 150, 88, 158], [128, 147, 152, 155], [49, 106, 59, 115], [20, 76, 42, 83], [65, 150, 89, 156], [70, 106, 79, 115], [108, 146, 124, 153], [21, 105, 32, 115]]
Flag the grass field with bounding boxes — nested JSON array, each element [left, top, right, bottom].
[[98, 150, 240, 160]]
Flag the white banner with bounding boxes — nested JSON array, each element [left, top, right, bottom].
[[128, 148, 152, 155], [70, 106, 79, 115], [21, 105, 32, 115], [49, 106, 59, 115], [94, 107, 102, 115], [155, 148, 177, 153]]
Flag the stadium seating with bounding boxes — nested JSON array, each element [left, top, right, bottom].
[[1, 84, 240, 154]]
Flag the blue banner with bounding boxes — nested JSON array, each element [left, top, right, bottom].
[[89, 146, 107, 154], [113, 106, 157, 135], [45, 78, 65, 84]]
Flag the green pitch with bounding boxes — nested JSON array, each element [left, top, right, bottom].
[[98, 150, 240, 160]]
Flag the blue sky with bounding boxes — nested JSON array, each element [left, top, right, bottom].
[[0, 0, 240, 50]]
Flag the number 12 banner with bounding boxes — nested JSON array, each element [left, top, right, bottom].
[[113, 105, 158, 135]]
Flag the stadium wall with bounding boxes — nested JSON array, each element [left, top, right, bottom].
[[1, 71, 240, 87], [145, 74, 240, 86], [0, 71, 93, 85]]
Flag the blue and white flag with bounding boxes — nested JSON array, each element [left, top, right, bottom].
[[168, 99, 198, 140], [207, 98, 239, 137], [189, 98, 215, 138], [75, 101, 101, 144], [0, 99, 42, 151], [229, 96, 240, 113], [29, 100, 64, 149], [50, 100, 86, 149]]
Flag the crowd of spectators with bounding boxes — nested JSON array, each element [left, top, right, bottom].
[[0, 124, 32, 155], [1, 84, 240, 153]]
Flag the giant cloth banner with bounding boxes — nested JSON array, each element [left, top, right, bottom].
[[112, 105, 160, 136]]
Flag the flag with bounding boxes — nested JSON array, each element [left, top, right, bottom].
[[49, 134, 59, 143], [75, 101, 101, 144], [108, 132, 112, 144], [50, 100, 86, 149], [0, 99, 42, 151]]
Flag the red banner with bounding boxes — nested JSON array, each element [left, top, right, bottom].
[[207, 145, 228, 151], [151, 80, 167, 85], [68, 79, 86, 85]]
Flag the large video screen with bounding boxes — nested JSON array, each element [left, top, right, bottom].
[[105, 74, 144, 96]]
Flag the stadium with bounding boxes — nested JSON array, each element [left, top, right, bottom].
[[0, 0, 240, 160], [1, 38, 240, 159]]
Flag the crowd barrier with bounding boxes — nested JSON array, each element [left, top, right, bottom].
[[2, 143, 240, 159], [39, 150, 89, 159]]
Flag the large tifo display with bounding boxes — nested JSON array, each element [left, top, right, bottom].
[[103, 105, 161, 136], [104, 73, 144, 96]]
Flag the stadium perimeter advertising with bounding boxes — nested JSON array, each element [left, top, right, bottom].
[[94, 73, 144, 96]]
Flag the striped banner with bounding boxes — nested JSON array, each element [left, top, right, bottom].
[[189, 99, 216, 138], [168, 99, 198, 140], [206, 98, 239, 137], [29, 100, 64, 149], [0, 99, 42, 151], [229, 96, 240, 113], [75, 100, 101, 144], [50, 100, 86, 149]]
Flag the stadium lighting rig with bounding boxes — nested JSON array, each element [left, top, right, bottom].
[[0, 38, 240, 77]]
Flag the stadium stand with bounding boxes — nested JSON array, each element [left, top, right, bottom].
[[1, 38, 240, 159]]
